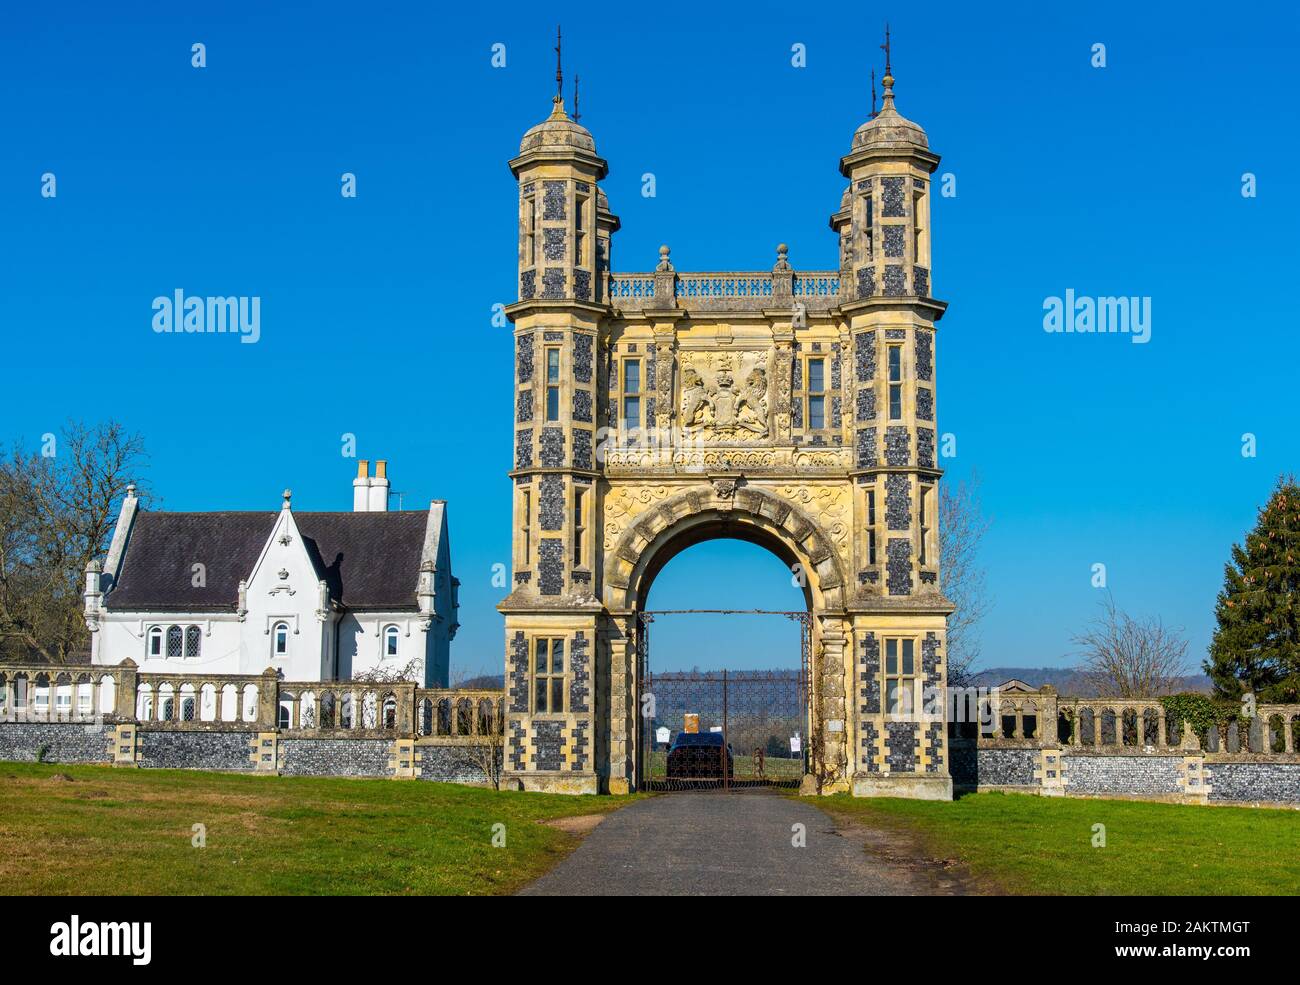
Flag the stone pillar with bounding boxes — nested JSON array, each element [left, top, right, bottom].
[[606, 616, 635, 794], [115, 659, 139, 721], [258, 667, 279, 730], [815, 618, 848, 791]]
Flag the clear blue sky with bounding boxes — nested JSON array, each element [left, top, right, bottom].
[[2, 1, 1296, 677]]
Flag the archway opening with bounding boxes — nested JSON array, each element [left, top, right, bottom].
[[638, 537, 811, 791]]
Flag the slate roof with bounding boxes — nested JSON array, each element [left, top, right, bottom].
[[107, 510, 429, 612]]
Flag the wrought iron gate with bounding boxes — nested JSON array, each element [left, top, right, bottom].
[[636, 610, 810, 792]]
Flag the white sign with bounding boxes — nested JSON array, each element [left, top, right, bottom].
[[709, 726, 723, 733], [790, 734, 801, 753], [826, 719, 843, 733], [656, 726, 670, 745]]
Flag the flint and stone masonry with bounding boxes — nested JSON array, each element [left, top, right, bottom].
[[498, 66, 952, 798]]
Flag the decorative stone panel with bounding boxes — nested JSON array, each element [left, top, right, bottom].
[[921, 632, 940, 680], [570, 720, 590, 772], [533, 720, 564, 770], [572, 389, 592, 423], [138, 731, 255, 771], [977, 748, 1037, 786], [855, 331, 876, 382], [539, 427, 565, 467], [914, 265, 929, 298], [881, 177, 906, 217], [856, 266, 875, 299], [572, 428, 593, 471], [885, 721, 918, 772], [885, 473, 910, 531], [508, 632, 529, 713], [541, 268, 565, 298], [856, 426, 877, 468], [520, 270, 536, 300], [515, 429, 533, 469], [516, 334, 534, 382], [516, 389, 533, 423], [508, 720, 526, 771], [1063, 755, 1181, 796], [574, 269, 591, 301], [886, 538, 912, 596], [917, 427, 935, 469], [859, 633, 881, 714], [915, 331, 933, 382], [883, 265, 906, 296], [569, 633, 591, 713], [884, 425, 910, 466], [883, 226, 905, 258], [543, 228, 566, 260], [542, 180, 566, 220], [280, 738, 393, 777], [915, 386, 933, 422], [1207, 763, 1300, 802], [0, 723, 113, 764], [539, 474, 564, 531], [924, 722, 944, 773], [861, 721, 880, 772], [856, 388, 876, 421], [573, 334, 593, 383], [538, 539, 564, 595]]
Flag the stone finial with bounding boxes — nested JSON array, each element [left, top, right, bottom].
[[656, 244, 673, 272], [774, 243, 791, 271], [282, 488, 292, 509], [125, 483, 137, 498], [1180, 720, 1202, 752]]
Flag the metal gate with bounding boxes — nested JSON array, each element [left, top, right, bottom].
[[636, 610, 810, 792]]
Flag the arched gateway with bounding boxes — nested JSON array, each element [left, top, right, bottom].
[[499, 62, 954, 798]]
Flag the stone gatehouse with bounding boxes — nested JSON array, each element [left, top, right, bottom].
[[498, 60, 950, 797]]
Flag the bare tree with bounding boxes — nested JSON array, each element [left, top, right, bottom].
[[351, 657, 423, 684], [940, 473, 992, 686], [1071, 594, 1189, 698], [0, 421, 149, 663]]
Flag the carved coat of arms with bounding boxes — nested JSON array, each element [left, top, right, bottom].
[[679, 351, 770, 441]]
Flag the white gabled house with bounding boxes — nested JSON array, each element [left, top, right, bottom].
[[83, 460, 459, 686]]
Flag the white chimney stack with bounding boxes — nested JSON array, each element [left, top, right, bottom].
[[368, 460, 390, 512], [352, 459, 391, 512]]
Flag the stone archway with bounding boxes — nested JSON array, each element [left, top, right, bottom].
[[595, 481, 857, 794]]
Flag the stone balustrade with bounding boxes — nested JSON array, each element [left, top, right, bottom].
[[976, 686, 1300, 757], [607, 269, 842, 313]]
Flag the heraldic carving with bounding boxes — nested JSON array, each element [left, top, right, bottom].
[[678, 350, 771, 441]]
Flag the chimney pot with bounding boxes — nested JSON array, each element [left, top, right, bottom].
[[375, 460, 387, 479], [357, 459, 369, 478]]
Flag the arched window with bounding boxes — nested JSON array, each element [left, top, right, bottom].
[[184, 625, 201, 658], [147, 626, 163, 658], [278, 701, 292, 730], [272, 622, 290, 658], [166, 625, 183, 658], [159, 683, 175, 722], [383, 625, 400, 658], [180, 683, 196, 722]]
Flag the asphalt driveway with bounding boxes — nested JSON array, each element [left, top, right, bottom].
[[520, 789, 970, 896]]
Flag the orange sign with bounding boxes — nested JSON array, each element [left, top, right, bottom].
[[683, 714, 700, 733]]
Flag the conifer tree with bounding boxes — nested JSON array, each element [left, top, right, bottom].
[[1206, 475, 1300, 701]]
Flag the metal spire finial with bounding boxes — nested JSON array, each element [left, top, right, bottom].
[[573, 74, 581, 121], [554, 25, 563, 101], [881, 22, 892, 78], [870, 68, 877, 117]]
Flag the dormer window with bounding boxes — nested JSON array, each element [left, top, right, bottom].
[[384, 625, 400, 658], [166, 625, 183, 658], [185, 625, 201, 658], [273, 622, 290, 658], [148, 626, 163, 657]]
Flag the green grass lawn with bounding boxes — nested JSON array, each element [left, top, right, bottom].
[[819, 791, 1300, 895], [0, 762, 634, 895]]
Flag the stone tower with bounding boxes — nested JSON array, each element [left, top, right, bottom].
[[499, 86, 614, 793], [501, 50, 953, 799]]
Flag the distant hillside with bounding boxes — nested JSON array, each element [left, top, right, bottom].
[[968, 666, 1211, 696]]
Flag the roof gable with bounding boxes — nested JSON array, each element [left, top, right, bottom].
[[107, 509, 429, 612]]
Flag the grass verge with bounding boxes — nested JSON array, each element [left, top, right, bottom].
[[0, 761, 635, 895], [819, 791, 1300, 895]]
